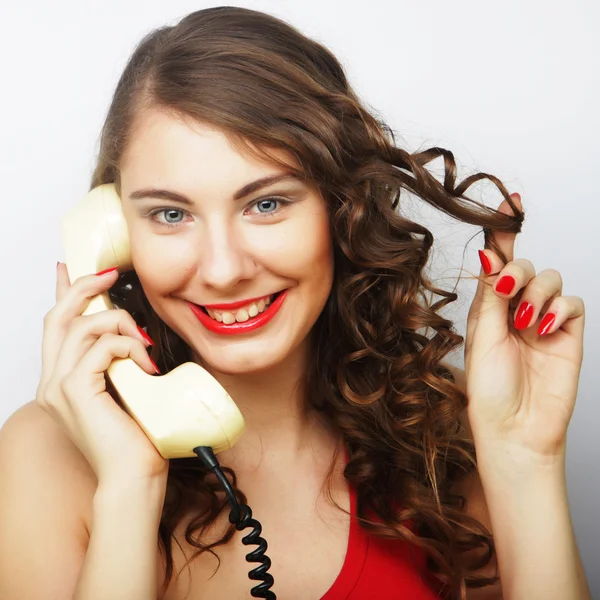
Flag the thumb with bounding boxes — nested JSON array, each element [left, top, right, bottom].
[[489, 192, 522, 264], [474, 193, 522, 328], [475, 247, 512, 337]]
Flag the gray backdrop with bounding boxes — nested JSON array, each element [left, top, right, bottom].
[[1, 0, 598, 594]]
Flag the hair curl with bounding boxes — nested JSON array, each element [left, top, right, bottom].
[[91, 7, 524, 599]]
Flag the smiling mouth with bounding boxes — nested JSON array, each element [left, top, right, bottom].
[[188, 290, 288, 335], [196, 291, 284, 324]]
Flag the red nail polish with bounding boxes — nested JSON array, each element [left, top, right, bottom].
[[148, 356, 161, 374], [137, 326, 154, 346], [538, 313, 556, 336], [496, 275, 515, 295], [514, 302, 534, 330], [478, 250, 492, 275], [96, 266, 119, 276]]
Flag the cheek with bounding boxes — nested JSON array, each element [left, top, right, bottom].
[[260, 210, 333, 289], [304, 208, 333, 269], [128, 228, 197, 296]]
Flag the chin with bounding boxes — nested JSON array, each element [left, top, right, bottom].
[[187, 324, 293, 369], [195, 346, 293, 376], [184, 298, 318, 378]]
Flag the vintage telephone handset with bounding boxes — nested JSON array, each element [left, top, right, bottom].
[[61, 184, 275, 599]]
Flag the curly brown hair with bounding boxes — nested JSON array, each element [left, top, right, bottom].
[[90, 6, 524, 599]]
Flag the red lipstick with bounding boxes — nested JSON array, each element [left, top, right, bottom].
[[188, 290, 287, 335], [202, 294, 273, 311]]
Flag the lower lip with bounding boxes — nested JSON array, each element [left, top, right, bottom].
[[188, 290, 288, 335]]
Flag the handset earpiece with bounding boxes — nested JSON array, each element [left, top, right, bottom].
[[60, 184, 245, 458]]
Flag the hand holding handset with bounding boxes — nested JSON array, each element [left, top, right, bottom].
[[61, 184, 245, 459]]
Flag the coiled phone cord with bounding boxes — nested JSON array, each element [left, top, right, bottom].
[[193, 446, 276, 599]]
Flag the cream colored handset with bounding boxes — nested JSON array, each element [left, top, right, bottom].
[[61, 183, 245, 459]]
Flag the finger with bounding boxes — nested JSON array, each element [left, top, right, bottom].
[[488, 192, 523, 264], [466, 260, 486, 354], [41, 267, 121, 386], [56, 262, 71, 303], [473, 255, 536, 335], [52, 309, 152, 381], [536, 295, 585, 339], [45, 267, 120, 333], [73, 333, 160, 382], [512, 269, 563, 331], [493, 258, 537, 298], [53, 334, 159, 424], [467, 192, 523, 345], [466, 249, 495, 353]]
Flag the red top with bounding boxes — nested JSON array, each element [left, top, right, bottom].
[[321, 481, 441, 599]]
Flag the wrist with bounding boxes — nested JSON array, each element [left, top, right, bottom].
[[475, 453, 586, 600], [94, 474, 168, 512], [474, 441, 567, 491]]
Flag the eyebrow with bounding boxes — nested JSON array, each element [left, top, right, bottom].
[[129, 173, 303, 205]]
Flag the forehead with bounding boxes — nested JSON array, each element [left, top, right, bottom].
[[120, 108, 299, 193]]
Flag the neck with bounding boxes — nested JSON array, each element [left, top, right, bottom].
[[198, 343, 337, 473]]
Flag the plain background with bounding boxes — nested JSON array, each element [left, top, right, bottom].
[[1, 0, 598, 594]]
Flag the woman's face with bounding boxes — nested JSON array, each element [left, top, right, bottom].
[[119, 108, 334, 375]]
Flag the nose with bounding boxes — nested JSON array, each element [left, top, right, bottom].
[[198, 219, 256, 291]]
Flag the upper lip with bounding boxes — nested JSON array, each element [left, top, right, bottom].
[[201, 291, 283, 311]]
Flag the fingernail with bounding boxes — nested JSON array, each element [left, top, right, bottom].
[[148, 356, 161, 374], [496, 275, 516, 295], [510, 192, 521, 202], [96, 266, 119, 276], [514, 302, 534, 330], [538, 313, 556, 336], [137, 326, 154, 346], [478, 250, 492, 275]]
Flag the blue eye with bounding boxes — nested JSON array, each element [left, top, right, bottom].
[[150, 208, 185, 227], [249, 197, 291, 216], [162, 209, 184, 223], [256, 199, 278, 213]]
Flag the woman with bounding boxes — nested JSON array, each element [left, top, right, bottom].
[[0, 6, 590, 600]]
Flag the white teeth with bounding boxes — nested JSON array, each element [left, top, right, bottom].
[[203, 293, 278, 324], [221, 312, 235, 325], [235, 309, 249, 322]]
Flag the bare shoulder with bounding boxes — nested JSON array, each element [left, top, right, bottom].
[[0, 400, 97, 529], [0, 400, 97, 488], [0, 401, 98, 598]]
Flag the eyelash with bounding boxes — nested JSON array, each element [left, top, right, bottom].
[[148, 196, 292, 229]]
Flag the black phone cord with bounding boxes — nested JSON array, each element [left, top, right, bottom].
[[193, 446, 276, 599]]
